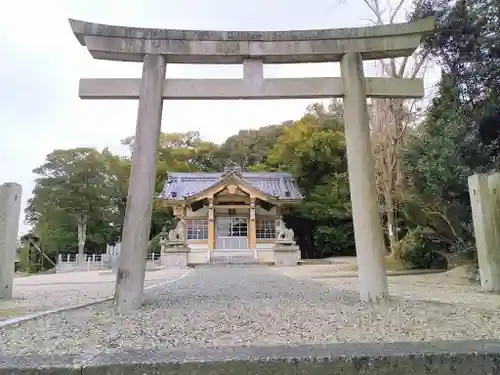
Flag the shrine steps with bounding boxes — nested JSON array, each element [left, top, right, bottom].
[[209, 249, 258, 265]]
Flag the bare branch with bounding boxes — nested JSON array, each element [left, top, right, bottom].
[[397, 56, 410, 77], [363, 0, 384, 23], [390, 0, 406, 23], [360, 17, 379, 24], [409, 50, 430, 79], [390, 59, 397, 77], [361, 0, 433, 253]]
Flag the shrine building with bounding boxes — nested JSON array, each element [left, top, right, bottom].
[[158, 166, 303, 264]]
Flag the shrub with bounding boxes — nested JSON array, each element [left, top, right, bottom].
[[18, 245, 31, 272], [148, 234, 163, 254], [314, 222, 355, 257], [394, 227, 448, 269]]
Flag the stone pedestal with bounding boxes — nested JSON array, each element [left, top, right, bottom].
[[273, 244, 300, 266], [111, 259, 119, 273], [161, 246, 190, 268], [0, 183, 22, 300]]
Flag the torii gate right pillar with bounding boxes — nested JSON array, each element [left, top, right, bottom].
[[341, 52, 388, 302]]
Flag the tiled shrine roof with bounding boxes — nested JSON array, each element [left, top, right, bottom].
[[159, 171, 303, 201]]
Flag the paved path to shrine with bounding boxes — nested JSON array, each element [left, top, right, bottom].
[[1, 266, 500, 357], [0, 268, 189, 321]]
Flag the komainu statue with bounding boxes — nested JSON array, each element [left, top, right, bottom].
[[168, 220, 186, 242], [276, 221, 295, 243]]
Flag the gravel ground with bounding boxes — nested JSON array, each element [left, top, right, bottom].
[[0, 269, 189, 320], [279, 266, 500, 310], [1, 266, 499, 356]]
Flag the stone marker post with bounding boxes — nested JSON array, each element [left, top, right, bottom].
[[468, 173, 500, 292], [0, 183, 22, 299], [114, 54, 166, 312], [340, 52, 388, 303]]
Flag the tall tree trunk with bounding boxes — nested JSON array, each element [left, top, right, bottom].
[[362, 0, 431, 256], [77, 214, 87, 262], [385, 189, 398, 254]]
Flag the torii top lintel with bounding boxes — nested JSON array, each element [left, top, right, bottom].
[[68, 17, 435, 64]]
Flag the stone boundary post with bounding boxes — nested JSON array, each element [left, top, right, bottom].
[[468, 173, 500, 292], [0, 183, 22, 299]]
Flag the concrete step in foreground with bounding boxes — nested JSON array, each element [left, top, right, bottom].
[[191, 262, 274, 267], [210, 250, 257, 265]]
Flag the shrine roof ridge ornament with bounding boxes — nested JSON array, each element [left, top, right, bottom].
[[68, 17, 436, 64]]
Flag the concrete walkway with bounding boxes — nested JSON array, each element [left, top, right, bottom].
[[13, 269, 174, 286], [0, 268, 189, 320]]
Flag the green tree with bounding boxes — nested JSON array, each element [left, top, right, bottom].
[[100, 148, 131, 243], [27, 148, 125, 260], [216, 124, 287, 168], [417, 0, 500, 106], [265, 101, 353, 258], [394, 0, 500, 267], [400, 74, 497, 262], [122, 131, 222, 240]]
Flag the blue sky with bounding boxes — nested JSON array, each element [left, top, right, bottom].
[[0, 0, 438, 234]]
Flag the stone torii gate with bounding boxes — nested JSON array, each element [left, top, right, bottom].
[[69, 17, 435, 311]]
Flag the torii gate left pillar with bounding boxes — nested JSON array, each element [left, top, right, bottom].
[[69, 17, 435, 311], [114, 55, 166, 311]]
